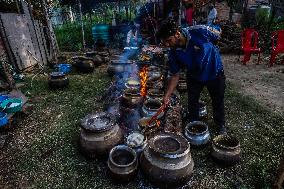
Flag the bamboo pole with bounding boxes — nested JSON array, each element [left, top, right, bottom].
[[78, 0, 86, 50]]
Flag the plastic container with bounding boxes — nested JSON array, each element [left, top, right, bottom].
[[92, 24, 110, 44], [0, 95, 9, 104], [0, 98, 22, 113], [0, 112, 8, 127], [55, 64, 72, 74]]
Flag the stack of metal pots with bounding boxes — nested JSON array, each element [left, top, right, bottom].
[[177, 73, 187, 92], [107, 59, 135, 76], [140, 133, 194, 187], [146, 66, 164, 90], [146, 88, 164, 101], [142, 99, 164, 119], [79, 112, 123, 158]]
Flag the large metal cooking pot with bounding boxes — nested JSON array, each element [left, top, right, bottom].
[[125, 78, 140, 89], [184, 121, 210, 146], [146, 89, 164, 101], [79, 112, 123, 158], [142, 99, 164, 118], [211, 135, 241, 165], [121, 88, 143, 108], [140, 133, 194, 187], [107, 145, 138, 182], [107, 60, 134, 76]]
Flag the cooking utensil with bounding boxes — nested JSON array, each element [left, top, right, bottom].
[[147, 103, 167, 125]]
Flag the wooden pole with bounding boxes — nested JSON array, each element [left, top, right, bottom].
[[78, 0, 86, 50], [41, 0, 59, 62]]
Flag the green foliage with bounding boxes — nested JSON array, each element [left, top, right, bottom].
[[255, 7, 273, 28], [54, 21, 94, 52]]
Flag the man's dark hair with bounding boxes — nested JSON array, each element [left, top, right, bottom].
[[155, 18, 178, 40]]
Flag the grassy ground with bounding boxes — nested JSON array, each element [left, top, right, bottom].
[[0, 65, 283, 188]]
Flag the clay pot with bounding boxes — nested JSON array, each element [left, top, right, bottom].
[[73, 59, 95, 73], [125, 78, 140, 89], [121, 88, 143, 108], [140, 133, 194, 187], [79, 112, 124, 158], [107, 145, 138, 182], [107, 60, 133, 76], [142, 99, 164, 118], [146, 89, 164, 101], [184, 121, 210, 146], [177, 79, 187, 92], [48, 73, 69, 89], [211, 135, 241, 165]]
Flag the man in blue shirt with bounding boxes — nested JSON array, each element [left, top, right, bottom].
[[156, 19, 226, 134]]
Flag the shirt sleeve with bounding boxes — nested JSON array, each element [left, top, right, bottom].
[[126, 30, 132, 44], [206, 25, 221, 42], [168, 50, 181, 75]]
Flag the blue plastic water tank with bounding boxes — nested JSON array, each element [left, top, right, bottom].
[[92, 24, 110, 43]]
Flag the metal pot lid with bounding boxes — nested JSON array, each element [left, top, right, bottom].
[[149, 133, 190, 159], [213, 135, 240, 150], [126, 132, 146, 148], [80, 112, 115, 132]]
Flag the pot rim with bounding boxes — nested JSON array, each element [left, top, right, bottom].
[[185, 121, 209, 136], [149, 133, 190, 159], [143, 99, 162, 111], [147, 89, 164, 97], [109, 145, 137, 168], [213, 135, 240, 150], [111, 60, 134, 64], [80, 112, 116, 132]]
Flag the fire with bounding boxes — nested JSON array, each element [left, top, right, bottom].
[[155, 120, 161, 127], [139, 65, 148, 97]]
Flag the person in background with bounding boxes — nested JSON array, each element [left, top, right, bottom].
[[207, 3, 217, 25], [126, 22, 138, 47], [168, 8, 179, 23], [183, 0, 194, 26], [156, 19, 227, 134]]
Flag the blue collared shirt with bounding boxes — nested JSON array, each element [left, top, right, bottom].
[[168, 25, 223, 81]]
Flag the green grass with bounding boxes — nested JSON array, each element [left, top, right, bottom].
[[2, 68, 284, 188]]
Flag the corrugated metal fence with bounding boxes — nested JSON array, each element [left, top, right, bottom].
[[0, 0, 58, 72]]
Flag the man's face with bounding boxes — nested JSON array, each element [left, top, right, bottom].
[[161, 31, 182, 48]]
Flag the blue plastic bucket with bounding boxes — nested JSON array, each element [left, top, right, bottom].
[[55, 64, 72, 74], [0, 95, 9, 104], [0, 112, 8, 127]]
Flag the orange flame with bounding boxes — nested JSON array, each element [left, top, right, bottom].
[[139, 65, 148, 97], [155, 120, 161, 127]]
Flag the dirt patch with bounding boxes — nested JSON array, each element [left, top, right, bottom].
[[223, 54, 284, 116]]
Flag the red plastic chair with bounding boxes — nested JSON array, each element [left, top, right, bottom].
[[269, 30, 284, 67], [241, 28, 262, 65]]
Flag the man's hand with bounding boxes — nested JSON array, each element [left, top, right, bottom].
[[163, 96, 170, 106]]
